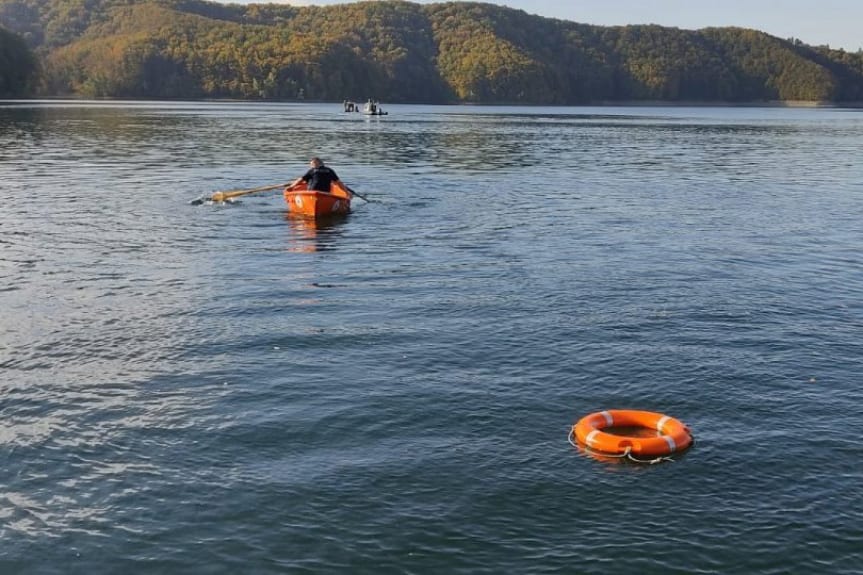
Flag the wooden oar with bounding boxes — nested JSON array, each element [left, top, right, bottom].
[[190, 182, 292, 205]]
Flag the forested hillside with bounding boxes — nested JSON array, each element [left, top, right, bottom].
[[1, 0, 861, 103], [0, 25, 37, 96]]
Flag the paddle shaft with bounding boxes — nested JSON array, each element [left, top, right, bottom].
[[344, 185, 369, 202], [193, 180, 367, 205], [210, 182, 292, 202]]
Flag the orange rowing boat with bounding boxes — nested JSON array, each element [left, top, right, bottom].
[[283, 180, 352, 218]]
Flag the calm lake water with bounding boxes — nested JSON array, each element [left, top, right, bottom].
[[1, 100, 862, 574]]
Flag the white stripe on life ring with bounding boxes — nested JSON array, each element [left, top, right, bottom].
[[663, 435, 677, 452], [600, 411, 613, 426], [586, 429, 601, 445], [657, 415, 670, 431]]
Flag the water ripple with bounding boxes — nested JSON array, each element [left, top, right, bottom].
[[2, 102, 863, 573]]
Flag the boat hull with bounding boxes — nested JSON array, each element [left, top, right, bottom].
[[283, 181, 351, 218]]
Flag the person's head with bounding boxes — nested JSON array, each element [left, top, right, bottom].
[[309, 157, 323, 168]]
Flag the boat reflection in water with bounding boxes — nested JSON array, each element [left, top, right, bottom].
[[283, 213, 348, 253]]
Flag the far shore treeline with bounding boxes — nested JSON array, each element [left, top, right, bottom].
[[1, 0, 863, 103]]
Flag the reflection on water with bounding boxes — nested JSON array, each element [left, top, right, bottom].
[[283, 213, 349, 252]]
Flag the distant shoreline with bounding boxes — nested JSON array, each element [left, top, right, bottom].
[[594, 100, 863, 108], [3, 97, 863, 108]]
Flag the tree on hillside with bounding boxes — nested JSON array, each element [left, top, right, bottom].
[[0, 25, 37, 96]]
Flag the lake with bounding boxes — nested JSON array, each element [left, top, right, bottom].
[[1, 101, 862, 574]]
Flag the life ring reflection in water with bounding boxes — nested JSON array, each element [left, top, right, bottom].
[[570, 410, 693, 464]]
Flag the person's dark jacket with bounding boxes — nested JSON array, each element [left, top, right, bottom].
[[302, 166, 339, 192]]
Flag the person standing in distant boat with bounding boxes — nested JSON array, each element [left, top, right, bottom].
[[292, 157, 341, 193]]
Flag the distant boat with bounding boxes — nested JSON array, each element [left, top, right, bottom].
[[362, 101, 387, 116]]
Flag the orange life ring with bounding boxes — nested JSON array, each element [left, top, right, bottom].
[[573, 410, 693, 457]]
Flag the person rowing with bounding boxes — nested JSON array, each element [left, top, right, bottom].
[[291, 157, 341, 193], [287, 157, 369, 202]]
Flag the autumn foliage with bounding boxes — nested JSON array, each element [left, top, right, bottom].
[[1, 0, 861, 102]]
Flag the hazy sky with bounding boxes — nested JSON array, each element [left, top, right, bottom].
[[271, 0, 861, 51]]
